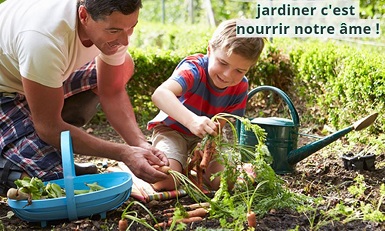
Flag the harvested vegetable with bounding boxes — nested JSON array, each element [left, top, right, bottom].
[[186, 207, 208, 218], [45, 182, 64, 198], [74, 189, 91, 195], [200, 139, 216, 169], [158, 165, 171, 174], [154, 216, 203, 228], [7, 177, 105, 204], [162, 202, 210, 213], [164, 207, 208, 218], [196, 165, 203, 190], [7, 188, 29, 201], [86, 182, 105, 192], [186, 148, 202, 175], [118, 218, 129, 231], [247, 211, 257, 228], [14, 177, 44, 200]]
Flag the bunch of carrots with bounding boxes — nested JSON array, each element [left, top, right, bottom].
[[118, 114, 261, 230], [186, 135, 217, 190], [154, 206, 209, 228]]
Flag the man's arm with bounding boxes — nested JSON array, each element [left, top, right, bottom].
[[21, 68, 167, 182], [95, 53, 147, 147], [95, 53, 169, 165]]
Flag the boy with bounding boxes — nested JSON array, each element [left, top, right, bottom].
[[147, 19, 265, 191]]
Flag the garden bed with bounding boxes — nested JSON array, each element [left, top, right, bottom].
[[1, 121, 384, 230]]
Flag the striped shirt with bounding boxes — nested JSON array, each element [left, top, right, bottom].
[[147, 54, 248, 135]]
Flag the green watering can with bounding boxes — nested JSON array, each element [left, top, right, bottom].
[[237, 85, 378, 174]]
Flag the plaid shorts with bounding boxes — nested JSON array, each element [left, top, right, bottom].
[[0, 60, 97, 181]]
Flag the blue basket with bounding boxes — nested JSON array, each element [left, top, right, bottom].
[[7, 131, 132, 227]]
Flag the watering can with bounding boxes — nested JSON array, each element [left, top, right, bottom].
[[237, 85, 378, 174]]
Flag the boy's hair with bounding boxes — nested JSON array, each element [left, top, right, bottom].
[[209, 19, 265, 63], [78, 0, 142, 21]]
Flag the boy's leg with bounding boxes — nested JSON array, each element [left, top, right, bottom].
[[151, 125, 187, 191], [202, 160, 224, 191]]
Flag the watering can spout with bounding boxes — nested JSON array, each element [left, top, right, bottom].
[[288, 112, 378, 165]]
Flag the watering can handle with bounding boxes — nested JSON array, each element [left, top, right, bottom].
[[248, 86, 300, 126]]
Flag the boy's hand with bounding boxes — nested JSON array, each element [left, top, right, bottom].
[[188, 116, 218, 138]]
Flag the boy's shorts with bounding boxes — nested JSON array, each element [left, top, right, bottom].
[[151, 124, 201, 168], [0, 60, 97, 181]]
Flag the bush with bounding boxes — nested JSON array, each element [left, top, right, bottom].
[[287, 39, 385, 135]]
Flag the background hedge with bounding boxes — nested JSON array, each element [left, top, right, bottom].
[[125, 23, 385, 148]]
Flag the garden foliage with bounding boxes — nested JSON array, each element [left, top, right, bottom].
[[286, 39, 385, 134], [126, 23, 385, 142]]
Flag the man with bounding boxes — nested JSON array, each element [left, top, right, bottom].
[[0, 0, 169, 196]]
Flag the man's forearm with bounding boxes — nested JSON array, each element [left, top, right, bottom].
[[100, 91, 148, 147]]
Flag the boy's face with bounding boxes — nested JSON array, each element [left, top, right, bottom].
[[207, 46, 255, 89]]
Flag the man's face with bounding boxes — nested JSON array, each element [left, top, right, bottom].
[[79, 7, 139, 55], [207, 47, 255, 89]]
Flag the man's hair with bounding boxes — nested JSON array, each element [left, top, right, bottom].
[[209, 19, 266, 63], [78, 0, 142, 21]]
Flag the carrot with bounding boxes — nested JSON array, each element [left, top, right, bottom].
[[186, 202, 210, 210], [163, 202, 210, 213], [200, 139, 216, 169], [158, 165, 171, 174], [186, 148, 202, 175], [247, 211, 257, 228], [163, 207, 208, 218], [196, 165, 203, 190], [153, 165, 171, 174], [154, 216, 203, 228], [186, 208, 208, 218], [191, 148, 202, 163], [118, 218, 128, 231]]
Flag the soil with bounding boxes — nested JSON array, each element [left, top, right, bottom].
[[1, 119, 385, 231]]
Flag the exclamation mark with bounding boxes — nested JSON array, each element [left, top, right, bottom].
[[377, 23, 380, 34]]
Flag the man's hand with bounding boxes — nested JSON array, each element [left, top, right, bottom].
[[138, 142, 169, 166], [121, 146, 169, 183]]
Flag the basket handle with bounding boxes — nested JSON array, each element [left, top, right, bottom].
[[61, 131, 78, 220], [247, 85, 300, 126]]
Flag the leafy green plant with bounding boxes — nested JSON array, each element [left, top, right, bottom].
[[240, 180, 268, 230], [348, 174, 366, 199], [202, 113, 308, 230], [297, 175, 385, 229], [7, 177, 105, 206], [119, 112, 309, 230], [297, 198, 341, 231], [119, 200, 160, 231]]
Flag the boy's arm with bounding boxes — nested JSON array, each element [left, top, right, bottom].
[[152, 79, 218, 138]]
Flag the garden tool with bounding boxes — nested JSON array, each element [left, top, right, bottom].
[[237, 85, 378, 174]]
